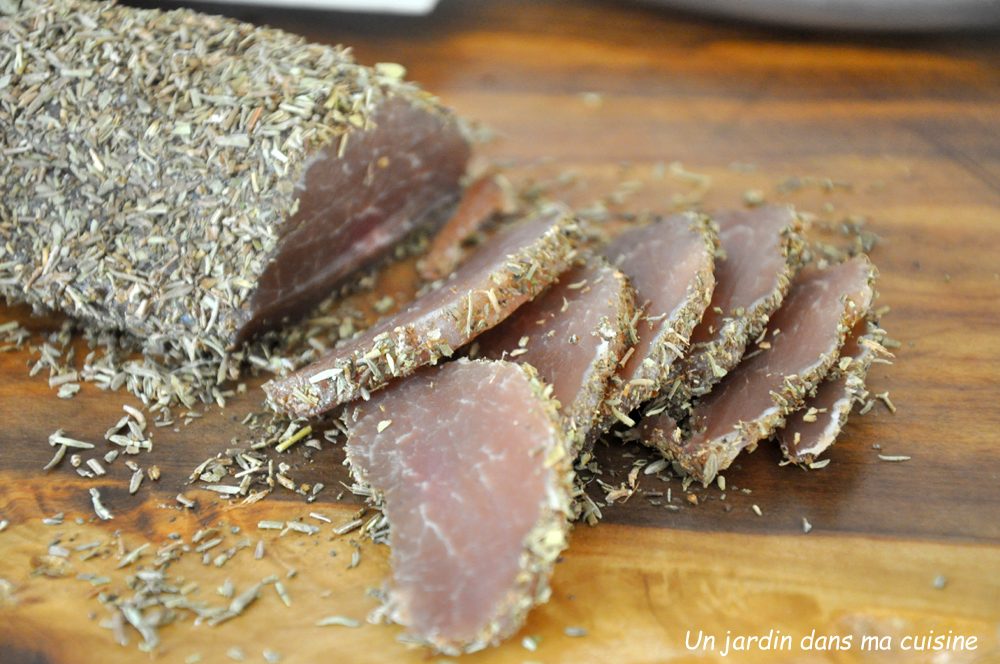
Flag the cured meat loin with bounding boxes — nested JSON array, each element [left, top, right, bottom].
[[345, 359, 574, 655], [778, 319, 891, 464], [417, 172, 515, 282], [0, 0, 469, 355], [598, 214, 717, 428], [265, 210, 580, 417], [665, 256, 877, 483], [474, 257, 637, 446], [668, 206, 806, 405]]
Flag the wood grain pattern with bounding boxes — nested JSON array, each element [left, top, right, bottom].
[[2, 0, 1000, 661], [1, 494, 998, 664]]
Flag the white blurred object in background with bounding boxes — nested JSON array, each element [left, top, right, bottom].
[[639, 0, 1000, 30], [201, 0, 438, 14]]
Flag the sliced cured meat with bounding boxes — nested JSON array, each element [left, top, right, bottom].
[[346, 359, 574, 655], [0, 1, 470, 354], [264, 210, 580, 417], [417, 173, 515, 282], [636, 410, 681, 452], [598, 215, 717, 428], [664, 256, 877, 483], [778, 320, 891, 464], [669, 206, 806, 405], [474, 257, 637, 446]]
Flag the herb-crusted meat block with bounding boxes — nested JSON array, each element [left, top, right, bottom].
[[778, 319, 891, 464], [346, 359, 574, 655], [665, 256, 878, 483], [0, 0, 469, 358], [475, 256, 637, 448], [597, 214, 716, 429], [668, 206, 805, 406], [265, 209, 580, 417]]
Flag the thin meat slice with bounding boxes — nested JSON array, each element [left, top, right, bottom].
[[598, 215, 717, 428], [669, 206, 806, 405], [418, 173, 516, 282], [346, 359, 574, 655], [778, 320, 892, 464], [664, 256, 878, 483], [474, 257, 637, 447], [264, 210, 580, 417]]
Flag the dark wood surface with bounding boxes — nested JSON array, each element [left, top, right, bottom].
[[2, 1, 999, 662]]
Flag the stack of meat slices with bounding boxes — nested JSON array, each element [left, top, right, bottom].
[[264, 206, 580, 417], [777, 317, 892, 465], [266, 181, 885, 652], [647, 253, 879, 483]]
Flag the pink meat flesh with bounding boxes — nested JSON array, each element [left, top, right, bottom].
[[475, 257, 635, 441], [236, 97, 469, 343], [675, 256, 876, 482], [418, 174, 508, 282], [678, 206, 802, 397], [599, 215, 715, 419], [264, 210, 578, 417], [778, 320, 879, 463], [346, 359, 571, 653]]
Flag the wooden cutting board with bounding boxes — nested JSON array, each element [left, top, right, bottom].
[[2, 1, 998, 662]]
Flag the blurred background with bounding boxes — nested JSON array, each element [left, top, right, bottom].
[[131, 0, 1000, 30], [119, 0, 1000, 227]]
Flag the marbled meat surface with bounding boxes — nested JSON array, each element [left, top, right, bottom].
[[346, 359, 573, 654]]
